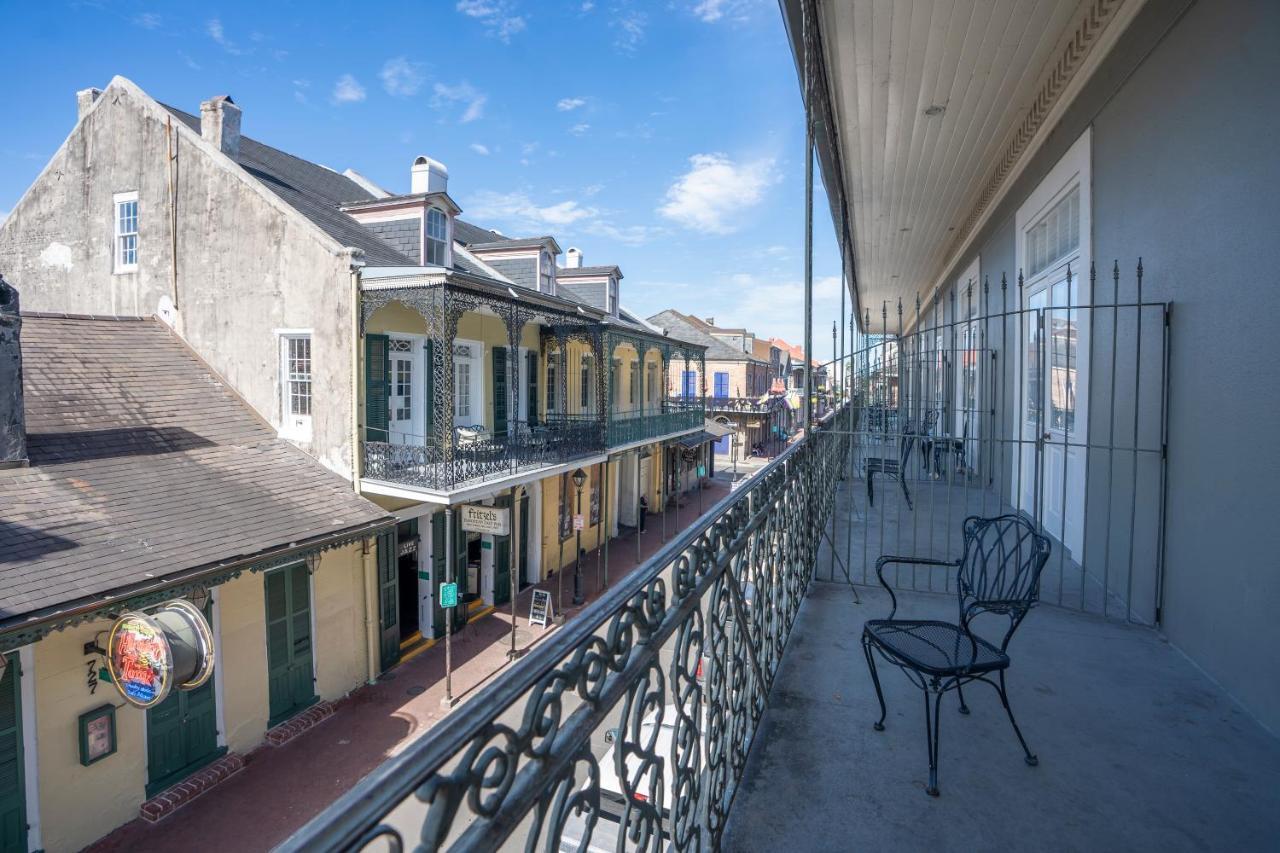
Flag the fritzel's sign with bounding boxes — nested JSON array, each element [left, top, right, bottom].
[[460, 504, 510, 536], [106, 599, 216, 709]]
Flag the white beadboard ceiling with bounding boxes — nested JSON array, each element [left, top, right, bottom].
[[816, 0, 1128, 318]]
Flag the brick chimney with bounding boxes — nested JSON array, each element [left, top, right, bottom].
[[0, 275, 27, 468], [200, 95, 242, 160], [76, 87, 101, 121]]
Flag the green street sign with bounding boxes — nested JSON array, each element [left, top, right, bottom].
[[440, 582, 458, 608]]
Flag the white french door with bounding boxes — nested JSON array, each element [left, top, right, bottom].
[[1015, 129, 1091, 557], [388, 337, 423, 446]]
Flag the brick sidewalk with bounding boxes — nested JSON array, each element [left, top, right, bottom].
[[89, 479, 731, 853]]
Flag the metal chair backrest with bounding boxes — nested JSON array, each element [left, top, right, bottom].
[[956, 514, 1051, 648]]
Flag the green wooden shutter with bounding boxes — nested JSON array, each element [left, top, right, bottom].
[[526, 351, 538, 425], [493, 346, 508, 434], [377, 530, 400, 671], [454, 512, 469, 599], [365, 334, 390, 442], [425, 340, 435, 444], [147, 646, 218, 796], [430, 514, 447, 639], [0, 656, 26, 853], [266, 565, 318, 725]]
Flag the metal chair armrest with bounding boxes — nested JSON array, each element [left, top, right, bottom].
[[873, 556, 960, 619]]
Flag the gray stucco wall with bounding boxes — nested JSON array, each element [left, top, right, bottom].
[[0, 81, 358, 476], [916, 0, 1280, 732], [364, 218, 420, 264]]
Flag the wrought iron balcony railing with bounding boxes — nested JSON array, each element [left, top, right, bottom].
[[606, 400, 704, 446], [362, 415, 605, 492], [285, 407, 849, 851], [705, 395, 786, 414]]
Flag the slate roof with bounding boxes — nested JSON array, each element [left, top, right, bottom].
[[0, 315, 391, 626], [647, 310, 757, 361], [468, 237, 557, 251], [163, 105, 518, 269]]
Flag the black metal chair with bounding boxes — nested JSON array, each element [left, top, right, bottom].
[[861, 514, 1051, 796], [865, 427, 917, 510]]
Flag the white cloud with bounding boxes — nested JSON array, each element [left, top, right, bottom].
[[569, 123, 590, 136], [613, 11, 647, 53], [581, 1, 595, 11], [332, 74, 367, 105], [557, 97, 586, 112], [692, 0, 727, 21], [467, 191, 593, 231], [690, 0, 755, 24], [658, 153, 778, 234], [205, 18, 243, 54], [179, 51, 201, 71], [681, 274, 844, 353], [456, 0, 526, 43], [133, 12, 161, 29], [432, 81, 487, 123], [380, 57, 425, 97], [465, 190, 661, 246], [470, 143, 491, 156]]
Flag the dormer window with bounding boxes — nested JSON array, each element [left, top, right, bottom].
[[425, 207, 448, 266], [607, 280, 617, 315]]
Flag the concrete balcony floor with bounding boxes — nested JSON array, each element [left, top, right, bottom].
[[722, 578, 1280, 851]]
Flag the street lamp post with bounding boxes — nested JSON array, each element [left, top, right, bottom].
[[571, 467, 587, 606]]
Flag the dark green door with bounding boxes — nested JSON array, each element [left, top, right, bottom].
[[0, 655, 25, 853], [493, 346, 508, 434], [376, 529, 399, 671], [430, 513, 448, 639], [146, 601, 220, 797], [365, 334, 390, 442], [266, 564, 317, 726]]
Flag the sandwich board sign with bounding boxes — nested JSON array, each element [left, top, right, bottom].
[[529, 589, 553, 628]]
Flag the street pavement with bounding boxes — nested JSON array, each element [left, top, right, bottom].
[[89, 479, 731, 853]]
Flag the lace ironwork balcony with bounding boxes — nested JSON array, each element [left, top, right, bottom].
[[705, 396, 786, 414], [607, 400, 704, 446], [284, 407, 850, 852], [362, 415, 605, 492]]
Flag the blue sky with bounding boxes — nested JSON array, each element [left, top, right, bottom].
[[0, 0, 849, 352]]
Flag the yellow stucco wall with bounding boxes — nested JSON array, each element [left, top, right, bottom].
[[312, 542, 373, 700], [27, 542, 377, 852], [537, 458, 620, 576], [34, 619, 148, 853]]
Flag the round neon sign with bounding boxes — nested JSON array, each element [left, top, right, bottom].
[[106, 599, 216, 708]]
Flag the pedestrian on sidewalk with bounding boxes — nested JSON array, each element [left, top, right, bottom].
[[639, 495, 648, 532]]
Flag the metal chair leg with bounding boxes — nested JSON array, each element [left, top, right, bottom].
[[923, 680, 944, 796], [899, 475, 913, 511], [997, 670, 1038, 766], [866, 471, 876, 507], [956, 680, 970, 715], [863, 634, 888, 731]]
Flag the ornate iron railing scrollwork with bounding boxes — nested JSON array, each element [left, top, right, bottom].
[[293, 407, 848, 850]]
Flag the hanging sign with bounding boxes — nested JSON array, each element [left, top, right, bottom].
[[106, 599, 215, 709], [398, 535, 419, 557], [460, 504, 510, 536], [529, 589, 553, 628]]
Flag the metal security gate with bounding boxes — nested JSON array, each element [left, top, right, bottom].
[[829, 262, 1169, 626]]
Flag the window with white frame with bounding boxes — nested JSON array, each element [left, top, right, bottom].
[[114, 191, 139, 272], [540, 252, 553, 294], [1025, 186, 1080, 279], [425, 208, 448, 266], [454, 343, 474, 421], [547, 351, 559, 412], [279, 333, 312, 439], [607, 281, 617, 315]]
